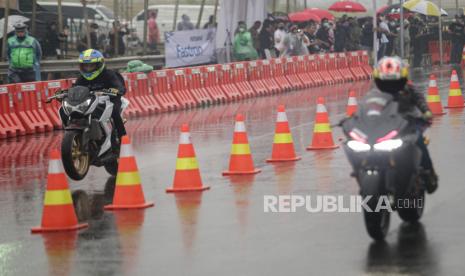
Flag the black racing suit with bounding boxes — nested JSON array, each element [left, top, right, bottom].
[[74, 68, 127, 138], [391, 84, 435, 178]]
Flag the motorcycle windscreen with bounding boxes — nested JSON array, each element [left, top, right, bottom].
[[347, 91, 409, 144], [67, 86, 92, 106]]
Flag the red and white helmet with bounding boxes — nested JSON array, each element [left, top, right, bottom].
[[373, 56, 409, 81]]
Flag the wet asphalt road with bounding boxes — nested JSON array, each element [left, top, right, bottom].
[[1, 68, 465, 276]]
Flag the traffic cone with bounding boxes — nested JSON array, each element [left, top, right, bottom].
[[104, 136, 154, 210], [223, 114, 261, 175], [266, 105, 301, 162], [446, 70, 465, 108], [346, 90, 357, 117], [307, 97, 339, 150], [167, 124, 210, 192], [427, 74, 446, 115], [31, 149, 88, 233]]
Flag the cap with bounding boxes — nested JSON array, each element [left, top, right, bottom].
[[13, 22, 27, 31]]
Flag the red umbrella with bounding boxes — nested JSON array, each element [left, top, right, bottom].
[[328, 1, 367, 13], [303, 8, 335, 21], [289, 11, 321, 22], [377, 5, 389, 14]]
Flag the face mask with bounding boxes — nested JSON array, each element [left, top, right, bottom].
[[279, 26, 284, 30], [239, 28, 245, 33]]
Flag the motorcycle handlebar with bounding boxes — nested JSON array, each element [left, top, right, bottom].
[[45, 89, 120, 103]]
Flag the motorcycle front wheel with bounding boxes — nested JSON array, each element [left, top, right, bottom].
[[363, 196, 391, 241], [62, 131, 90, 181]]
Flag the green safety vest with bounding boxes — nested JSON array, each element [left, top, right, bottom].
[[8, 36, 35, 69]]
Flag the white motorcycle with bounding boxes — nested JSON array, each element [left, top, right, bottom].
[[47, 86, 129, 181]]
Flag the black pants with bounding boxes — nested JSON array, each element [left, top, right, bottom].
[[416, 134, 433, 171], [450, 42, 464, 65], [8, 69, 35, 84], [111, 96, 126, 138]]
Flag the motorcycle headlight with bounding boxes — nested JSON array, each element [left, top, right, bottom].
[[63, 100, 73, 115], [77, 98, 92, 113], [373, 139, 403, 151], [347, 140, 371, 152]]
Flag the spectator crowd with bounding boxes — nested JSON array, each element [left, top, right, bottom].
[[6, 7, 465, 84]]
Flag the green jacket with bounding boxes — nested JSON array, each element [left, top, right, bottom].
[[233, 31, 258, 61], [7, 35, 42, 70]]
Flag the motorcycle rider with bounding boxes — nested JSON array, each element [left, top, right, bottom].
[[373, 56, 437, 194], [71, 49, 127, 139]]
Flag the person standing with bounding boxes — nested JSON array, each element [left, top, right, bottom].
[[233, 21, 258, 61], [7, 23, 42, 83], [147, 10, 160, 50], [282, 24, 309, 57], [259, 20, 274, 59], [108, 21, 129, 57], [448, 15, 465, 65], [316, 18, 332, 52], [274, 22, 287, 57], [347, 17, 361, 51], [177, 14, 195, 31], [249, 21, 262, 53], [44, 22, 60, 59], [334, 18, 348, 53], [377, 15, 391, 60], [304, 22, 321, 54], [77, 23, 99, 53], [203, 15, 217, 29], [360, 18, 373, 52]]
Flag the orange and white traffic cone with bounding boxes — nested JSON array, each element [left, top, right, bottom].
[[267, 105, 301, 162], [167, 124, 210, 192], [346, 90, 357, 117], [223, 114, 261, 175], [104, 136, 154, 210], [427, 74, 446, 115], [307, 97, 339, 150], [31, 149, 88, 233], [446, 70, 465, 108]]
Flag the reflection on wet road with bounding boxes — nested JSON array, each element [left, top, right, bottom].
[[0, 72, 464, 275]]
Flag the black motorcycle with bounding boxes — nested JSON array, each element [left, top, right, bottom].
[[47, 86, 129, 181], [340, 90, 428, 241]]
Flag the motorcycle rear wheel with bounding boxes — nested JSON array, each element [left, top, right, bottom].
[[62, 131, 90, 181]]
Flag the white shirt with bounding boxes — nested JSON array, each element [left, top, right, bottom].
[[379, 21, 390, 44], [274, 29, 286, 52]]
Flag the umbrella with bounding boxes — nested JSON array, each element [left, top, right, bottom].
[[403, 0, 447, 17], [271, 11, 289, 21], [289, 11, 321, 23], [377, 4, 414, 20], [303, 8, 335, 21], [0, 15, 30, 39], [328, 1, 367, 13]]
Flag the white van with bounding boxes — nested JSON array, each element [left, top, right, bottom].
[[38, 2, 115, 36], [132, 5, 217, 41]]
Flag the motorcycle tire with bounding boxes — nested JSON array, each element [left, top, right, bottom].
[[398, 190, 425, 223], [72, 190, 90, 222], [363, 196, 391, 241], [62, 131, 90, 181]]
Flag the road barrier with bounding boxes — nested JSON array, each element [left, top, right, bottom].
[[0, 51, 372, 139]]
